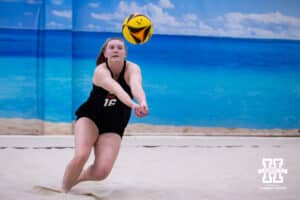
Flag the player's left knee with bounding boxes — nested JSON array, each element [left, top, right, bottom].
[[94, 165, 112, 181]]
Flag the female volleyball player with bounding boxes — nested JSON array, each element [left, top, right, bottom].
[[61, 37, 148, 192]]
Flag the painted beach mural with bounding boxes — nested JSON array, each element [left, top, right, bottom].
[[0, 0, 300, 134]]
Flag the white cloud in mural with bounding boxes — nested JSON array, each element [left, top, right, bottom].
[[87, 0, 300, 39], [117, 1, 146, 16], [47, 21, 65, 28], [51, 0, 62, 5], [158, 0, 174, 9], [0, 0, 41, 3], [149, 8, 300, 39], [89, 1, 189, 33], [88, 2, 100, 8], [200, 11, 300, 39], [147, 3, 179, 26], [198, 21, 216, 35], [91, 12, 114, 21], [52, 9, 72, 19], [85, 23, 102, 31], [26, 0, 42, 4], [225, 11, 300, 26], [182, 13, 198, 27]]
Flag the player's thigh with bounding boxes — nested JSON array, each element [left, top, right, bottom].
[[93, 133, 122, 170], [73, 117, 99, 158]]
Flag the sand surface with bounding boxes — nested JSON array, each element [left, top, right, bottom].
[[0, 135, 300, 200], [1, 118, 299, 136]]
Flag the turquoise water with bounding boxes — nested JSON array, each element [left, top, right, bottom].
[[1, 55, 299, 129], [1, 29, 300, 129]]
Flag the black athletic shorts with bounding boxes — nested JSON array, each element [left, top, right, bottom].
[[75, 101, 131, 138]]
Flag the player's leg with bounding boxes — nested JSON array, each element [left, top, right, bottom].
[[76, 133, 122, 182], [61, 117, 99, 192]]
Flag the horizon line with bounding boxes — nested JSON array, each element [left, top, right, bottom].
[[1, 27, 300, 42]]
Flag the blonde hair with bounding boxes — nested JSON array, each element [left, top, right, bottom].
[[96, 37, 126, 66]]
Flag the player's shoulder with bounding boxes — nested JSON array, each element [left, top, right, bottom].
[[126, 60, 140, 71], [95, 63, 108, 73], [94, 63, 110, 78]]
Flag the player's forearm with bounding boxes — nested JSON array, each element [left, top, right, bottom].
[[131, 84, 147, 105], [113, 84, 137, 108]]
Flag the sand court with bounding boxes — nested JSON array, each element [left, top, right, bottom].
[[0, 135, 300, 200]]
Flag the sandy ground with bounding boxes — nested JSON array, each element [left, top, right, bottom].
[[0, 135, 300, 200], [0, 118, 299, 136]]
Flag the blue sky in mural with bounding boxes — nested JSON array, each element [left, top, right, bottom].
[[0, 0, 300, 39]]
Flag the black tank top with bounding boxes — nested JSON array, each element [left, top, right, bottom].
[[75, 60, 132, 134], [87, 60, 133, 112]]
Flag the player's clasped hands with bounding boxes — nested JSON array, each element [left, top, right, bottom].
[[133, 101, 148, 118]]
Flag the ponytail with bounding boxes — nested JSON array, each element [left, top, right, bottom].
[[96, 51, 106, 66]]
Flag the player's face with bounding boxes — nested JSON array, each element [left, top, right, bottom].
[[105, 40, 126, 62]]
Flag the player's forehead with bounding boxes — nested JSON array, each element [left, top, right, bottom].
[[107, 39, 124, 46]]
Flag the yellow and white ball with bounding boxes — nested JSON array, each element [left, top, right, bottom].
[[122, 13, 153, 45]]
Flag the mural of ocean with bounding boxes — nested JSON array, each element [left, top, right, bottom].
[[0, 29, 300, 129]]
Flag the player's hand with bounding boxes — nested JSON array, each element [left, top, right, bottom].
[[134, 101, 148, 118]]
